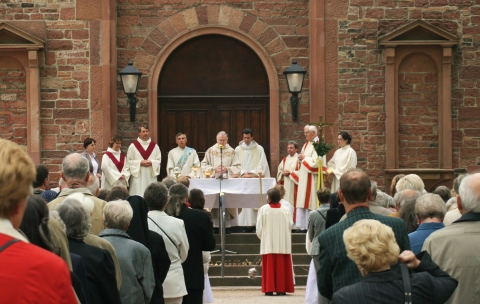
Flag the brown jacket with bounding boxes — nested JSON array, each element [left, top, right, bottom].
[[48, 188, 106, 235]]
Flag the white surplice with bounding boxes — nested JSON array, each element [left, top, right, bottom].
[[101, 147, 130, 190], [201, 143, 241, 227], [327, 144, 357, 192], [127, 138, 161, 196], [166, 146, 200, 178], [235, 140, 271, 177], [276, 153, 299, 222], [292, 141, 326, 230], [235, 140, 271, 227]]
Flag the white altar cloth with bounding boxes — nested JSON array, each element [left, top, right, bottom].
[[189, 178, 276, 208]]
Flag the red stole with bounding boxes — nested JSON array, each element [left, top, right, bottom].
[[133, 140, 156, 160], [105, 151, 125, 172]]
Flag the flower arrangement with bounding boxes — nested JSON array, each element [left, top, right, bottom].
[[312, 137, 333, 157]]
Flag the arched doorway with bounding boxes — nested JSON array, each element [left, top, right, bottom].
[[157, 34, 270, 178]]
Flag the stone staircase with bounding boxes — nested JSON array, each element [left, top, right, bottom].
[[209, 233, 310, 287]]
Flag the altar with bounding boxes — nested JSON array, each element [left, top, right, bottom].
[[189, 178, 277, 208]]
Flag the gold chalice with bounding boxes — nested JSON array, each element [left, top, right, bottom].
[[203, 168, 213, 179], [191, 165, 200, 179], [173, 166, 181, 182]]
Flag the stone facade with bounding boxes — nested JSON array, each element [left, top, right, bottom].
[[0, 58, 27, 151], [1, 0, 479, 189]]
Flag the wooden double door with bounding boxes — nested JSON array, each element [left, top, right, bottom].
[[158, 97, 269, 179]]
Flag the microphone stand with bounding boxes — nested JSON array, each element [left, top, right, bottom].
[[210, 144, 237, 277]]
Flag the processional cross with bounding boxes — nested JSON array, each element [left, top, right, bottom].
[[308, 116, 333, 140]]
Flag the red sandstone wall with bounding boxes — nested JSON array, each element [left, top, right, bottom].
[[0, 58, 27, 151], [338, 0, 480, 187], [0, 0, 103, 185]]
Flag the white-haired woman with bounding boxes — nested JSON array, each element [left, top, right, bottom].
[[100, 200, 155, 304], [56, 198, 121, 304], [332, 219, 457, 303], [327, 131, 357, 192]]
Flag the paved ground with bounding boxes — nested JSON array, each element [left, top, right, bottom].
[[211, 287, 306, 303]]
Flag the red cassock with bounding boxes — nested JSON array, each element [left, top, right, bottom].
[[259, 203, 295, 294], [261, 253, 295, 293]]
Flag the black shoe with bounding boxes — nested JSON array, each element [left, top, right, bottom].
[[276, 292, 286, 296], [265, 292, 274, 296], [244, 226, 256, 233], [225, 228, 232, 234], [213, 228, 219, 234]]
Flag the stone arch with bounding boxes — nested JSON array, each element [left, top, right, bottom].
[[138, 5, 289, 171]]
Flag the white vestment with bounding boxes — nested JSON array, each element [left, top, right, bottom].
[[166, 146, 200, 178], [235, 140, 271, 177], [327, 144, 357, 192], [292, 141, 326, 230], [235, 140, 270, 227], [201, 143, 241, 227], [101, 147, 130, 190], [276, 154, 299, 222], [127, 138, 161, 196], [201, 143, 241, 177]]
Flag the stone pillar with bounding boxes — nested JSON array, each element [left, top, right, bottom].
[[385, 47, 396, 169], [27, 50, 40, 163]]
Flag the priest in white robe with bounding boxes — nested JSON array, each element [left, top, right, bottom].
[[127, 125, 161, 196], [235, 128, 271, 228], [291, 125, 326, 230], [327, 131, 357, 192], [276, 141, 299, 223], [101, 135, 130, 190], [201, 131, 241, 228], [166, 133, 200, 178]]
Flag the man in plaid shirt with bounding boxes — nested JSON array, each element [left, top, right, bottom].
[[317, 169, 411, 300]]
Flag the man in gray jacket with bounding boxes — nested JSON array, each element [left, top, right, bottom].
[[100, 200, 155, 304]]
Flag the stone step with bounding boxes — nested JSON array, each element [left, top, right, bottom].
[[212, 243, 306, 254], [214, 233, 306, 244], [208, 264, 310, 276], [209, 275, 308, 287], [210, 253, 312, 265]]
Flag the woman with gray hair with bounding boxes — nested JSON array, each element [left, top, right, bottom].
[[100, 200, 155, 304], [56, 198, 121, 304]]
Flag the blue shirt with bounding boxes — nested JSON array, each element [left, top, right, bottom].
[[408, 222, 445, 255]]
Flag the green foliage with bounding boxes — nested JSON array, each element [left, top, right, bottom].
[[312, 138, 333, 157]]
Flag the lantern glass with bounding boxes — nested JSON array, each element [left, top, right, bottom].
[[121, 74, 140, 94], [286, 73, 304, 93]]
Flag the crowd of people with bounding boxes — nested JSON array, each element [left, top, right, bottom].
[[0, 137, 215, 304], [303, 169, 480, 304], [1, 119, 479, 304]]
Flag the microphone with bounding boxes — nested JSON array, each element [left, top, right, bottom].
[[218, 144, 224, 150]]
